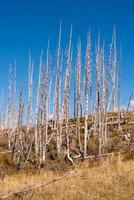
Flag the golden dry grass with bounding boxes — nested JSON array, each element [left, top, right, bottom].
[[0, 134, 8, 152], [1, 156, 134, 200]]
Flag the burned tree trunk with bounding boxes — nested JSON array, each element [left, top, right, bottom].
[[76, 39, 82, 153], [54, 24, 62, 159], [27, 52, 33, 132], [62, 27, 73, 164], [7, 65, 13, 148], [84, 33, 91, 158], [35, 50, 43, 159], [42, 42, 50, 164], [95, 35, 103, 156]]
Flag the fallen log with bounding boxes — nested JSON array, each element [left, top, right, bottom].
[[0, 151, 11, 154], [0, 173, 77, 199]]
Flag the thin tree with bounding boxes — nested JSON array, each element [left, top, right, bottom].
[[62, 27, 73, 163], [7, 64, 12, 148], [27, 52, 33, 132], [54, 24, 62, 158], [84, 33, 91, 158], [13, 61, 17, 129], [111, 27, 117, 112], [95, 34, 102, 156], [35, 50, 43, 158], [76, 39, 82, 153], [42, 42, 50, 164]]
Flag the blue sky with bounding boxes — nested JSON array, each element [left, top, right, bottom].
[[0, 0, 134, 109]]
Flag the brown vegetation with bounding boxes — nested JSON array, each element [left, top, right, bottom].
[[0, 155, 134, 200]]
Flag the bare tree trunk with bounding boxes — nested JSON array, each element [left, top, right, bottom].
[[35, 50, 43, 158], [117, 48, 121, 129], [7, 64, 12, 148], [74, 67, 76, 119], [27, 52, 33, 132], [101, 46, 108, 152], [42, 42, 50, 164], [0, 89, 4, 130], [12, 84, 24, 165], [111, 27, 117, 112], [62, 27, 73, 164], [54, 24, 62, 159], [13, 61, 17, 129], [18, 85, 24, 153], [95, 34, 102, 156], [84, 33, 91, 158], [76, 39, 82, 153]]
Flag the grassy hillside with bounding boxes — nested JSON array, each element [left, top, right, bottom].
[[0, 154, 134, 200], [0, 111, 134, 199]]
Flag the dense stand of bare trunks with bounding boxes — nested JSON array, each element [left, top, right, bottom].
[[0, 27, 121, 166]]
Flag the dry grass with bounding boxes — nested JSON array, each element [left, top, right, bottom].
[[0, 115, 134, 200], [0, 134, 8, 152], [1, 156, 134, 200]]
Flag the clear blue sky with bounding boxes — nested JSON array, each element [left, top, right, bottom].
[[0, 0, 133, 108]]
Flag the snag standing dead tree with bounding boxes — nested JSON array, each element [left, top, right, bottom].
[[74, 67, 76, 119], [110, 27, 117, 112], [95, 34, 103, 156], [12, 84, 25, 166], [104, 75, 108, 148], [102, 46, 109, 149], [117, 48, 121, 129], [42, 42, 50, 164], [59, 52, 63, 152], [35, 50, 43, 158], [7, 64, 13, 148], [54, 24, 62, 158], [101, 46, 108, 150], [0, 89, 4, 130], [76, 39, 82, 153], [10, 62, 18, 157], [84, 33, 91, 158], [62, 27, 73, 163], [34, 43, 51, 165], [101, 47, 105, 145], [13, 61, 17, 129], [27, 52, 33, 132]]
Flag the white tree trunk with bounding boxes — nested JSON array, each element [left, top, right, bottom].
[[84, 33, 91, 158]]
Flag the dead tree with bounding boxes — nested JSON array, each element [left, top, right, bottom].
[[42, 42, 50, 164], [102, 49, 109, 150], [110, 27, 117, 112], [58, 52, 63, 155], [101, 46, 108, 151], [95, 34, 103, 156], [84, 33, 91, 158], [0, 89, 4, 130], [76, 39, 82, 153], [7, 65, 13, 148], [34, 43, 51, 165], [10, 62, 18, 157], [117, 48, 121, 129], [12, 84, 25, 166], [13, 61, 17, 129], [35, 50, 43, 158], [62, 27, 73, 164], [54, 24, 62, 159], [74, 69, 76, 120], [27, 52, 33, 132]]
